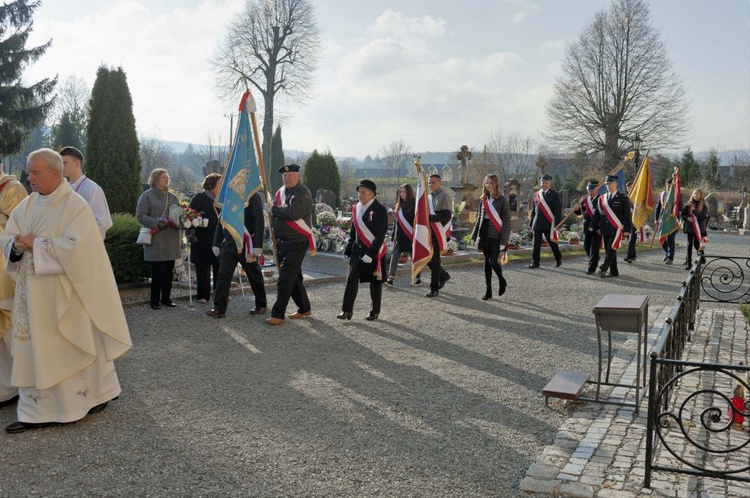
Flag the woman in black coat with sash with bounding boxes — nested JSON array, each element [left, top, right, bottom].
[[189, 173, 221, 302], [470, 174, 511, 300], [681, 188, 709, 269], [385, 183, 421, 287]]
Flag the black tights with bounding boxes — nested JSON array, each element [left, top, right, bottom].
[[483, 249, 506, 293]]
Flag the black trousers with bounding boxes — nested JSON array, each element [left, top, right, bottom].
[[341, 263, 382, 314], [271, 239, 310, 319], [195, 261, 219, 301], [531, 229, 562, 265], [661, 232, 676, 261], [584, 230, 601, 272], [150, 260, 175, 305], [427, 235, 450, 291], [626, 226, 637, 259], [599, 235, 619, 276], [213, 243, 267, 313], [481, 238, 505, 292], [685, 232, 702, 263]]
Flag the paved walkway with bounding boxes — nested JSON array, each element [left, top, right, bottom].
[[520, 304, 750, 498]]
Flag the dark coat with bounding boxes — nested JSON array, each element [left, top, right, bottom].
[[681, 201, 708, 236], [471, 195, 511, 246], [271, 183, 313, 243], [593, 191, 632, 237], [391, 198, 416, 252], [345, 199, 388, 283], [574, 194, 599, 233], [529, 189, 562, 231], [189, 191, 220, 265], [213, 191, 265, 251]]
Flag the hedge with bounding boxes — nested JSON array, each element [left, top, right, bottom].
[[104, 213, 151, 284]]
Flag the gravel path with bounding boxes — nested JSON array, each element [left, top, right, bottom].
[[0, 232, 745, 496]]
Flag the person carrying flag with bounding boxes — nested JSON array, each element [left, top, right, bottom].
[[338, 180, 388, 321], [425, 174, 452, 298], [206, 191, 267, 319], [594, 175, 632, 278], [266, 164, 314, 325], [573, 180, 601, 275], [528, 174, 562, 269], [681, 188, 709, 270], [624, 181, 639, 263], [654, 178, 678, 265], [470, 174, 510, 300], [385, 183, 421, 287]]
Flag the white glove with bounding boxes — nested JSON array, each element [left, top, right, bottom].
[[499, 245, 506, 251], [361, 255, 373, 263], [264, 202, 273, 213], [253, 248, 262, 256], [212, 247, 220, 257]]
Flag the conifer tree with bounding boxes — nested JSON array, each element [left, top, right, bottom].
[[302, 150, 341, 207], [269, 125, 284, 193], [0, 0, 56, 157], [86, 65, 141, 214]]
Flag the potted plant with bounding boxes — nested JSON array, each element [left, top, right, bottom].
[[507, 231, 522, 250], [567, 231, 581, 244]]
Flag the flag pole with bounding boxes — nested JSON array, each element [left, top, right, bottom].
[[244, 88, 280, 270], [555, 159, 627, 231]]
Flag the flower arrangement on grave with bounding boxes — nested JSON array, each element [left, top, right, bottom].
[[567, 231, 581, 243], [508, 231, 522, 248]]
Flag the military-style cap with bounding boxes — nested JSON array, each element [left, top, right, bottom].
[[605, 175, 618, 183], [540, 174, 553, 181], [356, 179, 377, 194], [587, 181, 598, 191], [278, 163, 300, 174]]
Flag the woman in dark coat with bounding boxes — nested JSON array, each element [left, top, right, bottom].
[[470, 174, 511, 300], [189, 173, 222, 302], [384, 183, 421, 287], [681, 188, 709, 269], [136, 168, 181, 309]]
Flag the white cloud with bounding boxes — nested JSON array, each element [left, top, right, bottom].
[[511, 12, 528, 23]]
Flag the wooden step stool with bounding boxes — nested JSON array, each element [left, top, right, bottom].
[[543, 371, 590, 407]]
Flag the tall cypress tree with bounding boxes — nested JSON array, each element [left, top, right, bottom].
[[302, 150, 341, 207], [86, 66, 141, 214], [269, 125, 284, 193], [0, 0, 56, 157]]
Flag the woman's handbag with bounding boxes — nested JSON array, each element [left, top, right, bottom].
[[136, 227, 152, 245]]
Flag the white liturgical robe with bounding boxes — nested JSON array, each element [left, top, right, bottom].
[[69, 175, 113, 239], [0, 180, 131, 423]]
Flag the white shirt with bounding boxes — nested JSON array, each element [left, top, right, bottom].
[[69, 175, 113, 239]]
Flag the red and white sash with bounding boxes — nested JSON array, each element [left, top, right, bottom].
[[243, 227, 254, 260], [691, 212, 708, 250], [483, 197, 503, 234], [275, 187, 316, 255], [396, 207, 414, 241], [535, 190, 559, 242], [584, 196, 596, 219], [352, 202, 386, 279], [600, 194, 624, 250], [428, 194, 451, 253]]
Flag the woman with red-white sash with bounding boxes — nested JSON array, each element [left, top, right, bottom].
[[385, 183, 421, 287], [470, 174, 511, 300], [681, 188, 709, 270]]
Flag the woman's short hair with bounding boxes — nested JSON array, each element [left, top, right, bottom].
[[148, 168, 168, 187], [202, 173, 222, 191]]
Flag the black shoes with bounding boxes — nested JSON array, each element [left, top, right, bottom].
[[205, 309, 226, 318], [528, 263, 539, 269], [438, 273, 451, 289], [482, 290, 492, 301], [384, 278, 394, 287], [336, 311, 353, 320], [87, 401, 109, 415], [624, 257, 634, 264], [587, 270, 596, 275], [249, 307, 267, 315], [365, 312, 379, 321], [161, 301, 177, 308], [599, 269, 606, 279], [498, 278, 507, 296], [426, 290, 439, 298], [0, 394, 19, 409], [555, 260, 562, 267], [5, 421, 60, 434]]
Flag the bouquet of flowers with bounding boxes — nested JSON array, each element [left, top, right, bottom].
[[170, 202, 208, 229], [317, 210, 337, 226], [567, 231, 581, 243], [508, 231, 522, 246], [446, 237, 458, 253]]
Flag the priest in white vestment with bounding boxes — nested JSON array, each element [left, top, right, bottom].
[[0, 148, 132, 434], [0, 164, 28, 408]]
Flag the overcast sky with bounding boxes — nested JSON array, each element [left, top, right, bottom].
[[28, 0, 750, 158]]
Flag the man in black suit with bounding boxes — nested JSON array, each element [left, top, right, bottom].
[[206, 191, 267, 318], [528, 174, 563, 268], [594, 175, 632, 278], [574, 180, 601, 275], [338, 179, 388, 321]]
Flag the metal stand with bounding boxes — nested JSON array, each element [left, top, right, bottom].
[[580, 294, 649, 413]]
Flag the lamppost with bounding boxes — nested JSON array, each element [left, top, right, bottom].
[[632, 133, 643, 179]]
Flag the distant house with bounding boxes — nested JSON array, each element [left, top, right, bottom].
[[415, 163, 461, 183]]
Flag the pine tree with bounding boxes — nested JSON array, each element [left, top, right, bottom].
[[269, 125, 284, 193], [86, 66, 141, 214], [50, 112, 80, 149], [302, 150, 341, 206], [680, 149, 701, 187], [702, 149, 721, 189], [0, 0, 56, 157]]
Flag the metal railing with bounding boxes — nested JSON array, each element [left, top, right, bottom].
[[644, 255, 750, 487]]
